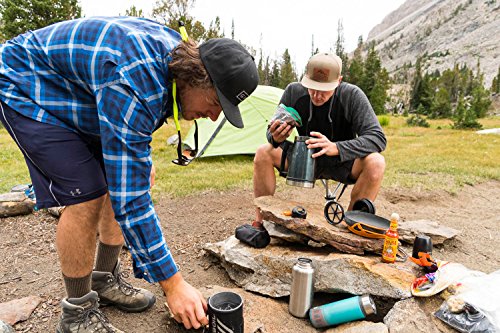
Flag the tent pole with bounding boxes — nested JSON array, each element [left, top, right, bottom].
[[196, 117, 227, 157]]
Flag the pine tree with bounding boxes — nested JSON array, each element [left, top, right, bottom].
[[439, 67, 458, 104], [370, 76, 388, 115], [346, 36, 364, 85], [410, 57, 433, 112], [468, 58, 491, 118], [430, 87, 452, 118], [257, 49, 266, 85], [360, 44, 379, 96], [360, 45, 389, 114], [410, 57, 424, 110], [263, 56, 271, 86], [453, 93, 482, 130], [491, 66, 500, 94], [0, 0, 81, 40], [279, 49, 297, 89], [269, 61, 280, 88], [335, 19, 349, 78]]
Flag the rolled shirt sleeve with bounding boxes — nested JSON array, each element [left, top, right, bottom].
[[94, 30, 178, 282], [96, 82, 176, 282]]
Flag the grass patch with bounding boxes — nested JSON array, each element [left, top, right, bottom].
[[0, 131, 31, 191], [378, 115, 390, 127], [383, 116, 500, 192], [1, 116, 499, 196]]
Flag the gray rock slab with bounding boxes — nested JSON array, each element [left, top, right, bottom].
[[0, 296, 42, 325], [384, 298, 442, 333], [264, 220, 310, 244], [264, 221, 327, 248], [204, 236, 417, 299], [0, 192, 35, 218], [0, 320, 15, 333], [325, 321, 388, 333], [256, 196, 384, 255], [477, 128, 500, 135], [398, 220, 459, 245]]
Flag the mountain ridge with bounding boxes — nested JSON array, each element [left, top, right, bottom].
[[366, 0, 500, 86]]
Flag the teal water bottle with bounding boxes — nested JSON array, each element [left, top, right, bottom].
[[309, 295, 376, 328]]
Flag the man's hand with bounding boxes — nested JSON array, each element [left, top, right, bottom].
[[270, 120, 293, 144], [150, 164, 156, 188], [306, 131, 339, 158], [160, 272, 208, 329]]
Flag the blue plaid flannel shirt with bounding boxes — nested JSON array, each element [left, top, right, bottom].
[[0, 17, 181, 283]]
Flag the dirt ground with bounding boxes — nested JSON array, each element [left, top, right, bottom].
[[1, 180, 499, 332]]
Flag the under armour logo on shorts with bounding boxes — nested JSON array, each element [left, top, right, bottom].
[[70, 188, 82, 196]]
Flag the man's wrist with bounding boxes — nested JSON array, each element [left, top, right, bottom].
[[327, 142, 339, 156], [271, 136, 282, 148], [159, 271, 183, 294]]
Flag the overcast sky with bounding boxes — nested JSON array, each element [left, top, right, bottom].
[[79, 0, 406, 73]]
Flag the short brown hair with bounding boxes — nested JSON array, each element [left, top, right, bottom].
[[168, 39, 212, 89]]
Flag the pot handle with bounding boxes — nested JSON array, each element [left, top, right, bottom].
[[279, 141, 292, 177]]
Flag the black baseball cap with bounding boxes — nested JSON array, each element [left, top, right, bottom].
[[199, 38, 259, 128]]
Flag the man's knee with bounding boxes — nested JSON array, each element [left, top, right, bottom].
[[62, 194, 108, 226], [363, 153, 385, 181], [254, 143, 280, 167]]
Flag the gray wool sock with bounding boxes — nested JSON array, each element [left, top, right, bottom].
[[94, 241, 122, 273], [63, 273, 91, 299]]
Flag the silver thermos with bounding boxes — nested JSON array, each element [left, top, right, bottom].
[[289, 257, 315, 318]]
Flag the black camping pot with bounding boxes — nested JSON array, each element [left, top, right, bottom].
[[286, 136, 316, 188], [207, 292, 244, 333], [412, 234, 433, 258]]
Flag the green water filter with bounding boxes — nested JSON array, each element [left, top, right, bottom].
[[309, 295, 376, 328]]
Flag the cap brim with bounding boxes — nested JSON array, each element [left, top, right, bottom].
[[301, 76, 339, 91], [215, 86, 244, 128]]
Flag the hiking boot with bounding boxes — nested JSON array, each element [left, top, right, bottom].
[[56, 291, 123, 333], [92, 260, 155, 313]]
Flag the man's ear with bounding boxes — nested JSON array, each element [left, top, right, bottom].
[[339, 76, 343, 83]]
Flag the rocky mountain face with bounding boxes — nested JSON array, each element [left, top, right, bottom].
[[366, 0, 499, 86]]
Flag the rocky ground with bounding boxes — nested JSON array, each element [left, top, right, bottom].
[[1, 180, 499, 332]]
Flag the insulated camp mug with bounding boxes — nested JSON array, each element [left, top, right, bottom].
[[207, 292, 244, 333], [285, 136, 316, 188]]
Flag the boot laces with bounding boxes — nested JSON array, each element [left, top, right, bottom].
[[75, 303, 115, 332], [116, 271, 140, 296]]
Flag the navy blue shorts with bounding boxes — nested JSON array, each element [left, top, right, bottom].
[[0, 101, 108, 209]]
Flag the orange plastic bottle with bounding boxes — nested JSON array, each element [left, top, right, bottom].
[[381, 213, 400, 263]]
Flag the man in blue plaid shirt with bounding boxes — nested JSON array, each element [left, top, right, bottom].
[[0, 16, 258, 332]]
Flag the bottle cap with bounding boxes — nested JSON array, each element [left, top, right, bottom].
[[297, 257, 313, 267], [359, 295, 377, 315]]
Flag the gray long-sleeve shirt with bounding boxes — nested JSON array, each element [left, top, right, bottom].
[[267, 82, 387, 162]]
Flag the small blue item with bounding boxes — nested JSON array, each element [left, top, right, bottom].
[[309, 295, 376, 328], [24, 185, 36, 200]]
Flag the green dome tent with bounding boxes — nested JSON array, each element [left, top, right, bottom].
[[183, 85, 297, 158]]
